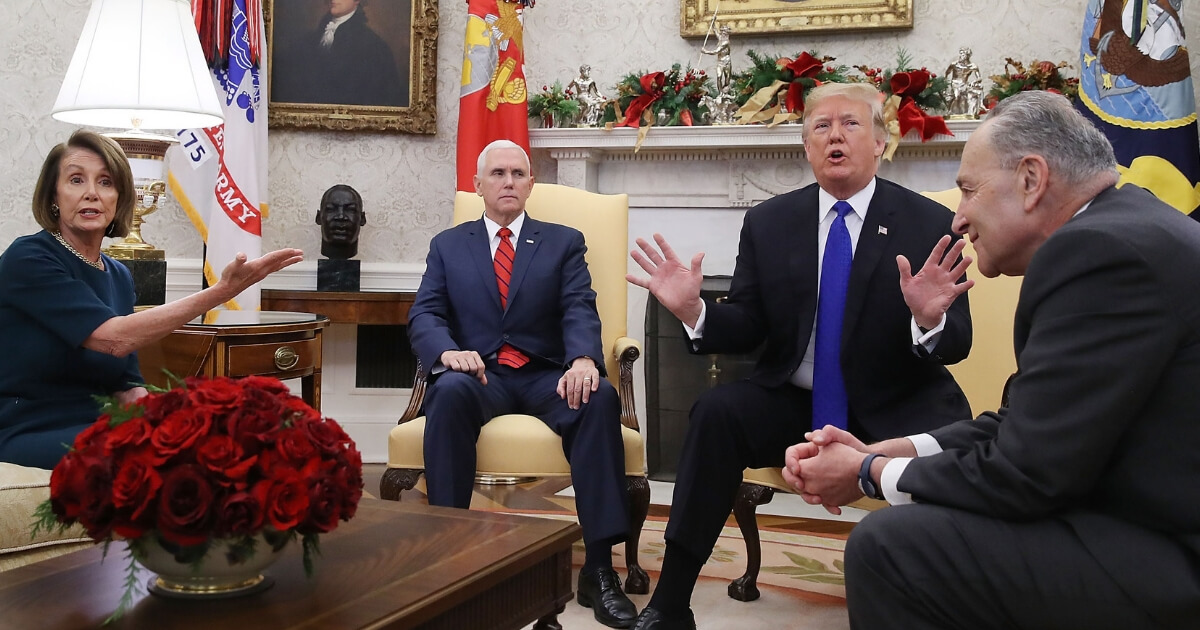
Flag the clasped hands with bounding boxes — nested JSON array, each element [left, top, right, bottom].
[[782, 426, 879, 515]]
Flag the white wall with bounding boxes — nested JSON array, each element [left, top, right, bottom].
[[4, 0, 1199, 258]]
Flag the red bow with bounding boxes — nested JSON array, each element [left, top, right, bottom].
[[780, 52, 823, 79], [889, 70, 950, 141], [889, 70, 930, 99], [779, 53, 824, 114], [617, 72, 666, 128]]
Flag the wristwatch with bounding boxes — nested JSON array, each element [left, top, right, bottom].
[[857, 453, 886, 500]]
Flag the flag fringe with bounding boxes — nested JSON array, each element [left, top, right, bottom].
[[192, 0, 261, 68]]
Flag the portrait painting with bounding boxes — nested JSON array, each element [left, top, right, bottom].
[[680, 0, 913, 37], [266, 0, 439, 133]]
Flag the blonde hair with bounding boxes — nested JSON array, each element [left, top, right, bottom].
[[801, 82, 888, 143], [32, 130, 136, 238]]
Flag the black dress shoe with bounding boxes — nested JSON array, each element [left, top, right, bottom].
[[577, 567, 638, 628], [630, 606, 697, 630]]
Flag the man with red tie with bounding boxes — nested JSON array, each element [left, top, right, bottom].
[[408, 140, 637, 628]]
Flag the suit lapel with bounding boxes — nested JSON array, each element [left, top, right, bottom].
[[843, 184, 895, 342], [792, 187, 820, 309], [792, 187, 820, 297], [465, 218, 503, 311], [784, 187, 820, 362], [507, 217, 542, 311]]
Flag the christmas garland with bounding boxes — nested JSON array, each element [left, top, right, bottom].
[[856, 50, 953, 158], [600, 64, 713, 129], [730, 50, 854, 125], [985, 59, 1080, 110]]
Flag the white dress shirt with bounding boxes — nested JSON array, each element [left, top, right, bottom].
[[483, 212, 527, 257]]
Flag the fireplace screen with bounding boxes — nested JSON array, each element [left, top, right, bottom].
[[644, 276, 762, 480]]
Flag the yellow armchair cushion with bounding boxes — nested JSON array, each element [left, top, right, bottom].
[[389, 416, 645, 477], [0, 463, 91, 572], [742, 467, 792, 493]]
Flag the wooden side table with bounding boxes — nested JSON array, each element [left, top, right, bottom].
[[137, 311, 329, 410], [261, 289, 415, 325]]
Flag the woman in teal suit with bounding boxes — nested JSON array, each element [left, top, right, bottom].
[[0, 130, 304, 469]]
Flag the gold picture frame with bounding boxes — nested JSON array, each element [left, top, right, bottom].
[[681, 0, 912, 38], [265, 0, 438, 133]]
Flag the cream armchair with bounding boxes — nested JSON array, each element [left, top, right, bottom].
[[728, 188, 1023, 601], [380, 184, 651, 594], [0, 463, 91, 572]]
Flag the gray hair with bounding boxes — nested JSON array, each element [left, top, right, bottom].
[[476, 139, 531, 178], [801, 82, 888, 143], [984, 91, 1117, 185]]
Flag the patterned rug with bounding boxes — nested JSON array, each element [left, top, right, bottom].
[[499, 510, 852, 630]]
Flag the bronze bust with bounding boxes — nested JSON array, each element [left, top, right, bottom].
[[315, 184, 367, 260]]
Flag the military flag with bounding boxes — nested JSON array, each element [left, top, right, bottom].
[[456, 0, 532, 192], [168, 0, 269, 309], [1078, 0, 1200, 216]]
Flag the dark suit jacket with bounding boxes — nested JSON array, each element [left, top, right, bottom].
[[697, 178, 972, 440], [408, 216, 605, 377], [272, 9, 406, 107], [903, 185, 1200, 622]]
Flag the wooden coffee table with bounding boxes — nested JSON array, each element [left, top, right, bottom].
[[0, 500, 581, 629]]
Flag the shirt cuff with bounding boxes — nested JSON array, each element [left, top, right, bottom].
[[911, 313, 947, 350], [683, 300, 707, 340], [908, 433, 944, 456], [880, 457, 915, 505]]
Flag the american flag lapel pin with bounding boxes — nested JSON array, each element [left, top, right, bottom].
[[878, 226, 888, 235]]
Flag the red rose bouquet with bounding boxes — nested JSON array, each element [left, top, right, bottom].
[[32, 375, 363, 619]]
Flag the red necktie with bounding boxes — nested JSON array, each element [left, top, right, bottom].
[[494, 227, 529, 369]]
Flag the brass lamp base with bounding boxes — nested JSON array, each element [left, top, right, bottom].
[[104, 245, 166, 260], [103, 130, 176, 258]]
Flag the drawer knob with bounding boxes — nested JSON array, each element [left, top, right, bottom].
[[274, 346, 300, 370]]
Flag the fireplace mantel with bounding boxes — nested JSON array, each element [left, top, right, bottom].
[[529, 119, 980, 207]]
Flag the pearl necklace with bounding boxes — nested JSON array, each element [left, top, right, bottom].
[[52, 232, 104, 271]]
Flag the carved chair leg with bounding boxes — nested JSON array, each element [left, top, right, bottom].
[[379, 467, 423, 501], [533, 602, 566, 630], [728, 482, 775, 602], [623, 475, 651, 594]]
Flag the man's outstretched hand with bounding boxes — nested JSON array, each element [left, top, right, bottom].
[[627, 234, 705, 329], [897, 235, 974, 330]]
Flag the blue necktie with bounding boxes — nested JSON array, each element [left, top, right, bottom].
[[812, 201, 854, 431]]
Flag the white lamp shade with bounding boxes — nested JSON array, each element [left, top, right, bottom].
[[52, 0, 224, 130]]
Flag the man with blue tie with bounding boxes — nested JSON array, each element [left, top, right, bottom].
[[624, 83, 974, 629], [408, 140, 637, 629]]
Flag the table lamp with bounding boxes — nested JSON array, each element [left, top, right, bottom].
[[51, 0, 224, 306]]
